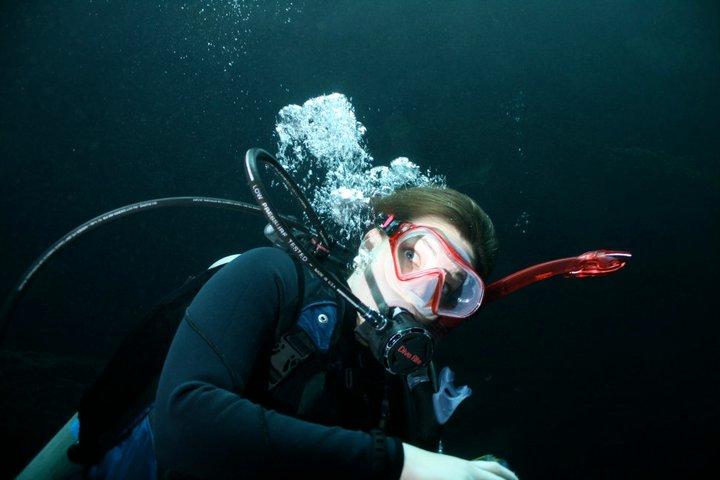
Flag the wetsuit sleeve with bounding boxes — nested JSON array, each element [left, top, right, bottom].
[[152, 247, 404, 479]]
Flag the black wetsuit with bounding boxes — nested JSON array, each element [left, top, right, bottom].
[[151, 246, 426, 479]]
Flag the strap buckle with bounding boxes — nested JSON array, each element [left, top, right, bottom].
[[268, 329, 315, 390]]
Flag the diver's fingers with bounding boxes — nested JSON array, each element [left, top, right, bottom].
[[471, 460, 519, 480], [469, 467, 505, 480]]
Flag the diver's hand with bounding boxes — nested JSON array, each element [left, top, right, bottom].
[[400, 443, 519, 480]]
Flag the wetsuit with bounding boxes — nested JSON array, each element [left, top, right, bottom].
[[151, 246, 413, 479]]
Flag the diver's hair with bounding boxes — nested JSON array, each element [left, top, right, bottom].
[[369, 186, 499, 278]]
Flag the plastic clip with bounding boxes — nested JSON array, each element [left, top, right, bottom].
[[432, 366, 472, 425]]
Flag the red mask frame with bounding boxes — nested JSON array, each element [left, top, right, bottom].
[[387, 222, 486, 319]]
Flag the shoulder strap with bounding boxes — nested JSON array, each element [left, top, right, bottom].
[[268, 255, 313, 390], [273, 254, 306, 341]]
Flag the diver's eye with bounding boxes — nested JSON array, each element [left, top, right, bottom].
[[403, 249, 416, 261]]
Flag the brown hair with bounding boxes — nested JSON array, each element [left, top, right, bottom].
[[369, 186, 499, 278]]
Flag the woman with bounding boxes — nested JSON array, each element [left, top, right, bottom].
[[151, 186, 519, 480]]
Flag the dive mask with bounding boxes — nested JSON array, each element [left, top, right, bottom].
[[387, 222, 485, 319]]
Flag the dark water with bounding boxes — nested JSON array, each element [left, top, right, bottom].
[[1, 1, 718, 478]]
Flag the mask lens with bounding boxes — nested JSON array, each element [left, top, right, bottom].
[[396, 231, 442, 276], [405, 277, 440, 305]]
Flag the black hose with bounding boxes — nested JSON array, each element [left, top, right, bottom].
[[0, 196, 310, 344]]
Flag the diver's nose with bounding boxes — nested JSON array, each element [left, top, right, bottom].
[[443, 266, 464, 284]]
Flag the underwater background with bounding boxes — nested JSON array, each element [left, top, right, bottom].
[[1, 1, 718, 478]]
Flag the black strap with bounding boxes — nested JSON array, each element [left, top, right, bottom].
[[369, 428, 389, 477], [402, 362, 443, 452], [364, 266, 389, 316], [267, 255, 310, 390], [288, 255, 306, 335]]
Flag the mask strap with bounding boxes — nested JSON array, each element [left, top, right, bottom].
[[375, 213, 401, 237], [364, 266, 390, 317]]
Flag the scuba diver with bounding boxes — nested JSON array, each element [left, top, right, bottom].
[[151, 182, 512, 477], [4, 149, 630, 480]]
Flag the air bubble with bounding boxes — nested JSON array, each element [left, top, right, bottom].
[[273, 93, 445, 244]]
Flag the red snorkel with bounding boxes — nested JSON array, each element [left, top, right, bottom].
[[436, 249, 632, 332], [484, 249, 632, 302]]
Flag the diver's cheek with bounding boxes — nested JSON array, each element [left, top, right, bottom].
[[369, 249, 439, 323], [412, 305, 438, 324]]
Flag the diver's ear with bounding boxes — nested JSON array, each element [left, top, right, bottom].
[[360, 227, 385, 252], [352, 228, 385, 273]]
